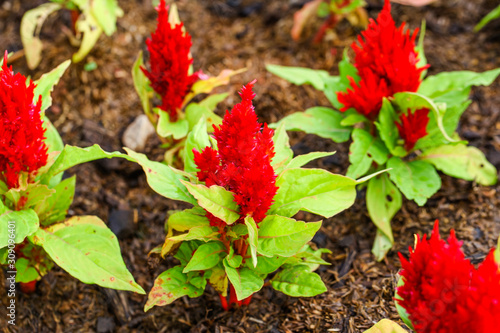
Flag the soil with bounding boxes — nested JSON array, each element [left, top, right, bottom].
[[1, 0, 500, 332]]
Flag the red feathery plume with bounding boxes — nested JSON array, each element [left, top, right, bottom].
[[0, 51, 47, 188], [141, 0, 199, 122], [337, 68, 391, 119], [194, 81, 278, 228], [397, 221, 500, 332], [0, 51, 48, 189], [395, 108, 430, 151], [337, 0, 429, 118]]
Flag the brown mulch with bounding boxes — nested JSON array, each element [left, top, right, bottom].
[[1, 0, 499, 332]]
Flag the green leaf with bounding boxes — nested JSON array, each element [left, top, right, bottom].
[[185, 99, 223, 131], [182, 181, 240, 224], [475, 4, 500, 31], [266, 64, 329, 90], [415, 20, 427, 79], [43, 117, 64, 153], [372, 228, 395, 262], [273, 107, 351, 143], [244, 216, 258, 268], [183, 242, 226, 273], [174, 241, 202, 266], [34, 60, 71, 113], [0, 209, 39, 248], [395, 277, 415, 330], [419, 144, 497, 186], [375, 99, 407, 157], [145, 266, 204, 311], [157, 110, 189, 139], [125, 149, 196, 205], [15, 258, 41, 283], [288, 246, 331, 271], [340, 113, 368, 126], [257, 215, 321, 257], [43, 144, 124, 182], [271, 265, 326, 297], [90, 0, 123, 36], [223, 260, 264, 301], [366, 173, 401, 245], [132, 51, 152, 117], [166, 208, 210, 233], [37, 176, 76, 226], [269, 168, 357, 218], [286, 151, 335, 170], [271, 123, 294, 174], [252, 255, 287, 275], [30, 215, 145, 294], [419, 69, 500, 100], [73, 9, 103, 63], [20, 3, 62, 69], [495, 235, 500, 264], [363, 319, 408, 333], [387, 157, 441, 206], [226, 247, 243, 268], [166, 225, 218, 243], [346, 129, 389, 179], [183, 117, 210, 174]]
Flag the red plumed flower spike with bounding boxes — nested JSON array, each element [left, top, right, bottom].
[[337, 0, 429, 118], [397, 220, 500, 333], [395, 108, 430, 151], [337, 68, 391, 119], [0, 51, 48, 189], [141, 0, 199, 121], [194, 81, 278, 228]]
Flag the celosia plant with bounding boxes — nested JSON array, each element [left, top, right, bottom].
[[291, 0, 368, 43], [132, 0, 244, 165], [395, 221, 500, 332], [21, 0, 123, 68], [267, 0, 500, 260], [124, 81, 373, 310], [0, 52, 144, 295]]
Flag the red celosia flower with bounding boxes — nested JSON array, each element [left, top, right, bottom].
[[395, 108, 430, 151], [141, 0, 199, 122], [397, 221, 500, 333], [0, 51, 48, 189], [337, 0, 429, 118], [337, 68, 391, 119], [194, 81, 278, 228]]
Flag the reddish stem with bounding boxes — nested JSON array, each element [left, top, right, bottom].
[[313, 14, 339, 44], [70, 9, 80, 34], [218, 292, 229, 311]]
